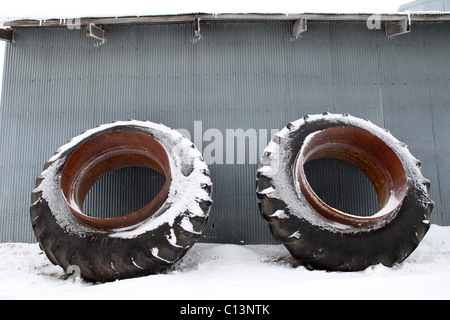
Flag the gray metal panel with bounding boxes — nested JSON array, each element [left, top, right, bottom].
[[304, 158, 378, 216], [83, 167, 166, 219], [0, 20, 449, 244]]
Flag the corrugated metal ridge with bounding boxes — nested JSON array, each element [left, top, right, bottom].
[[4, 12, 450, 28]]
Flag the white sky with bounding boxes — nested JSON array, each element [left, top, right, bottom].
[[1, 0, 412, 22]]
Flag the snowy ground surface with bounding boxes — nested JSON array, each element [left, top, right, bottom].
[[1, 224, 449, 300]]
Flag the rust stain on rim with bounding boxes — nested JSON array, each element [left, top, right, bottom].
[[294, 126, 408, 228], [60, 130, 171, 230]]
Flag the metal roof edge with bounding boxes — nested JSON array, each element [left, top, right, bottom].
[[3, 12, 450, 28]]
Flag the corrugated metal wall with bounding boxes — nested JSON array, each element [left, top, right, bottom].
[[1, 20, 449, 243]]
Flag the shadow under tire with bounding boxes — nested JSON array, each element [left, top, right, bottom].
[[256, 113, 433, 271], [30, 121, 212, 282]]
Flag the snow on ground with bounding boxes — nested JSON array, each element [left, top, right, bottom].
[[0, 224, 449, 300]]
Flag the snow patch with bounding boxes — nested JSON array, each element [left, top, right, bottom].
[[1, 225, 449, 299], [151, 248, 173, 264], [269, 210, 289, 219], [288, 231, 301, 239]]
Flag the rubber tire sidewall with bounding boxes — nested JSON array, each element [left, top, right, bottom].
[[31, 121, 212, 282], [257, 114, 433, 271]]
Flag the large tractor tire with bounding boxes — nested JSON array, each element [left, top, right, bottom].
[[30, 120, 212, 282], [257, 113, 433, 271]]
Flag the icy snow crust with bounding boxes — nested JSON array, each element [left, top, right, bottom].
[[1, 224, 449, 299], [33, 120, 212, 239], [258, 113, 431, 233]]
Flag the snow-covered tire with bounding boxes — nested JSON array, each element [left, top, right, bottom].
[[256, 113, 433, 271], [30, 121, 212, 282]]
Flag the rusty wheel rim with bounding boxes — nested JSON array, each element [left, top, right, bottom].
[[294, 126, 408, 228], [60, 130, 171, 230]]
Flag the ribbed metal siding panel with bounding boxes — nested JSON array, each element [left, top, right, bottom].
[[304, 158, 378, 216], [0, 21, 449, 243], [83, 167, 166, 219]]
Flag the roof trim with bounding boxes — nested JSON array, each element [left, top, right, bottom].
[[4, 12, 450, 28]]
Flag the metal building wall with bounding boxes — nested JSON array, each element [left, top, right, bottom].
[[0, 20, 449, 243]]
